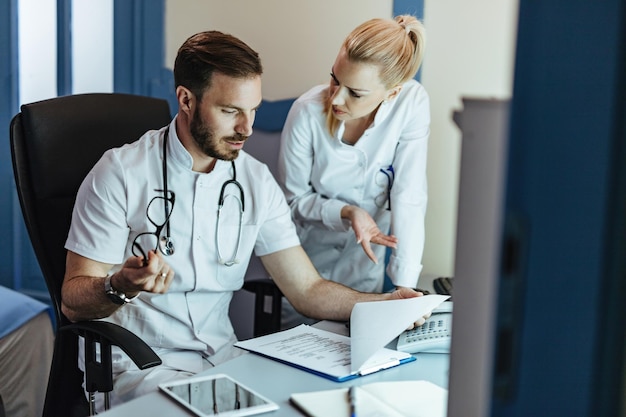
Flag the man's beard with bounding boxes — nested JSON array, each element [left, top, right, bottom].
[[190, 109, 247, 161]]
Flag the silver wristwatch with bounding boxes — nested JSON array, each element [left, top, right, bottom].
[[104, 275, 134, 305]]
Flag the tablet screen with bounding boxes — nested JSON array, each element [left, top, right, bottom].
[[159, 373, 279, 416]]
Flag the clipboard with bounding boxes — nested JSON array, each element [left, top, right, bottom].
[[234, 294, 449, 381], [234, 324, 415, 382]]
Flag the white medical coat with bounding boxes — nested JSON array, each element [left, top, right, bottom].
[[278, 80, 430, 293], [66, 118, 300, 373]]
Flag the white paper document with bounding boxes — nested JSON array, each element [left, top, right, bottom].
[[234, 294, 450, 381], [290, 380, 448, 417], [350, 295, 450, 372]]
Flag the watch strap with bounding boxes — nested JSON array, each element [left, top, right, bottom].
[[104, 274, 135, 305]]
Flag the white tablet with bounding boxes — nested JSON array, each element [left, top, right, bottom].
[[158, 373, 279, 416]]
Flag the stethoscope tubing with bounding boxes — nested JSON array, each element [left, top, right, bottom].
[[160, 126, 245, 266], [216, 166, 245, 266]]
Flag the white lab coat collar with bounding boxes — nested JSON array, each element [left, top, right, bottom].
[[166, 116, 194, 170]]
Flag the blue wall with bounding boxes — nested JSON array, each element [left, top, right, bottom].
[[1, 0, 20, 293]]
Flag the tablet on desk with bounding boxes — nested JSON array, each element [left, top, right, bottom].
[[158, 373, 279, 416]]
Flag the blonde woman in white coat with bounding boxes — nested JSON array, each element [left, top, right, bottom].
[[278, 15, 430, 329]]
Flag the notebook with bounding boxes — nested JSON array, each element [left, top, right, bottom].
[[289, 380, 448, 417]]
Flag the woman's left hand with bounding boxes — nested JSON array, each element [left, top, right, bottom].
[[341, 205, 398, 263]]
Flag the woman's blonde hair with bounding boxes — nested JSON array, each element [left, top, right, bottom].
[[325, 15, 426, 135]]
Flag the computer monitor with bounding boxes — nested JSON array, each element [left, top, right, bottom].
[[446, 98, 511, 417]]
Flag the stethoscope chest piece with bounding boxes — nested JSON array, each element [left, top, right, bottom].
[[159, 235, 175, 256]]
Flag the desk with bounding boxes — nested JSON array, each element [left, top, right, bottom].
[[99, 322, 449, 416], [99, 274, 449, 416]]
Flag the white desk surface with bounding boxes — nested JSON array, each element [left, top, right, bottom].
[[100, 275, 447, 416], [100, 351, 449, 417]]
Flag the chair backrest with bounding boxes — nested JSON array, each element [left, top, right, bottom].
[[10, 93, 172, 416], [11, 93, 172, 328]]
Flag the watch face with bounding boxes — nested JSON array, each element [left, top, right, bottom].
[[106, 292, 127, 305]]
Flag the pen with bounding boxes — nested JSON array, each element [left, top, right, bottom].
[[348, 386, 357, 417]]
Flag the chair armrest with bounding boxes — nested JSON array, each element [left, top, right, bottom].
[[242, 278, 284, 337], [64, 321, 161, 394], [65, 321, 161, 369]]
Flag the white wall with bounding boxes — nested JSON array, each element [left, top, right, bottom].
[[420, 0, 519, 276], [164, 0, 392, 100], [164, 0, 519, 278]]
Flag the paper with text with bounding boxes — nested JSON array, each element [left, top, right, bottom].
[[234, 324, 412, 380]]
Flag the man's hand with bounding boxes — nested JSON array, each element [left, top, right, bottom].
[[341, 205, 398, 263], [115, 250, 175, 296], [388, 286, 433, 329], [62, 250, 175, 322]]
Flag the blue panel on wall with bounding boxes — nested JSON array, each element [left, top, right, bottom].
[[393, 0, 425, 81], [393, 0, 424, 19], [56, 0, 72, 96], [113, 0, 167, 99], [1, 0, 19, 290], [256, 99, 295, 132]]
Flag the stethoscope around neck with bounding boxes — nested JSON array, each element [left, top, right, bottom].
[[159, 126, 245, 266]]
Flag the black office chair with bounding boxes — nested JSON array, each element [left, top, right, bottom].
[[10, 93, 286, 415], [242, 277, 284, 336], [10, 93, 171, 416]]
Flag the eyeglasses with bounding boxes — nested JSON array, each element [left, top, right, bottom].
[[132, 189, 176, 263], [375, 165, 394, 210]]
